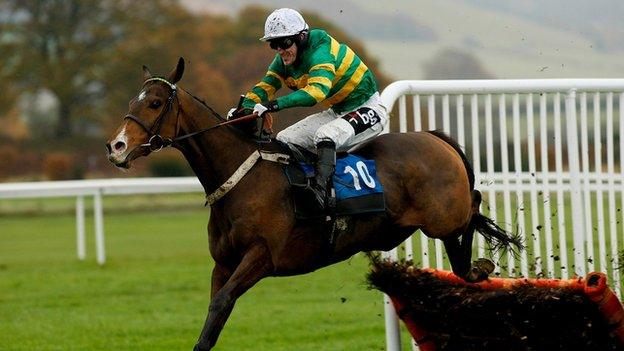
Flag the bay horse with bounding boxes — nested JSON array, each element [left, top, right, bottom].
[[106, 58, 522, 351]]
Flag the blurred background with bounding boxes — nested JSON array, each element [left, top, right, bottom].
[[2, 2, 624, 349], [2, 0, 624, 182]]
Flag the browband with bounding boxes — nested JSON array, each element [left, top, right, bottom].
[[143, 77, 177, 90]]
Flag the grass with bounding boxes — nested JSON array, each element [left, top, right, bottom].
[[3, 188, 623, 350], [0, 202, 414, 351]]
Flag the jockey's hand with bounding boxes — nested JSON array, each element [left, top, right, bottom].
[[227, 107, 253, 120], [253, 100, 279, 117], [253, 103, 268, 117], [226, 107, 237, 120]]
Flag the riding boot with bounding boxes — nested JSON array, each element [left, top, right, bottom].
[[312, 140, 336, 210]]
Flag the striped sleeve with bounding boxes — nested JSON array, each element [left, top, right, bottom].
[[276, 37, 336, 109], [242, 56, 285, 108]]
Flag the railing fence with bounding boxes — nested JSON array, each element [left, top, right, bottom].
[[0, 177, 203, 265], [380, 79, 624, 351]]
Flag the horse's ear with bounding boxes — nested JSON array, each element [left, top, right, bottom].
[[142, 65, 153, 81], [167, 57, 185, 84]]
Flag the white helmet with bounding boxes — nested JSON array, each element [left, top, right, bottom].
[[260, 8, 309, 41]]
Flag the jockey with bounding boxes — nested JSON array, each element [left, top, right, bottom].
[[235, 8, 388, 208]]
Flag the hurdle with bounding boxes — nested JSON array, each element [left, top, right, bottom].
[[369, 259, 624, 350]]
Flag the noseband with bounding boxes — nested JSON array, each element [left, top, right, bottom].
[[123, 77, 259, 152]]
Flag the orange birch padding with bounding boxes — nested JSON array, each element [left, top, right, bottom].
[[583, 272, 624, 344], [420, 267, 586, 290], [390, 297, 436, 351], [391, 268, 624, 346]]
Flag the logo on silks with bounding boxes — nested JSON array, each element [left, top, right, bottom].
[[333, 155, 383, 201], [342, 107, 380, 135]]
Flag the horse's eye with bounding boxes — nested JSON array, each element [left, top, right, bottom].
[[149, 100, 162, 109]]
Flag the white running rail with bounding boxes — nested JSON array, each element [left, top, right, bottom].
[[0, 177, 203, 265], [380, 79, 624, 351]]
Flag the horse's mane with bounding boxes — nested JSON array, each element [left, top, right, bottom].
[[427, 130, 475, 190], [187, 91, 226, 121], [183, 88, 260, 139]]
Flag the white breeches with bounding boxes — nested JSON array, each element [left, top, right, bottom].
[[276, 92, 388, 152]]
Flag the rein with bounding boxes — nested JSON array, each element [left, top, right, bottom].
[[124, 76, 286, 206], [123, 77, 260, 152]]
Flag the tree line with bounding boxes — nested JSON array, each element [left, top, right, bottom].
[[0, 1, 394, 180], [0, 0, 390, 143]]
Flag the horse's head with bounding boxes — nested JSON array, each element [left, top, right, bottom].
[[106, 58, 185, 169]]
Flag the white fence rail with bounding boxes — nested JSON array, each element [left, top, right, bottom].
[[380, 79, 624, 351], [0, 177, 203, 265]]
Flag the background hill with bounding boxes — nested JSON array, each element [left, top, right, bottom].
[[183, 0, 624, 80]]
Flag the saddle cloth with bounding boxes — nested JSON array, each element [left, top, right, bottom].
[[277, 141, 386, 219]]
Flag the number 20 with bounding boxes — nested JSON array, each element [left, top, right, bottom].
[[344, 161, 376, 190]]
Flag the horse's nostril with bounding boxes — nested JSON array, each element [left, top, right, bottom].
[[105, 143, 112, 154], [114, 141, 126, 152]]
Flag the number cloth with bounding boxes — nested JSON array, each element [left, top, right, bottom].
[[333, 154, 383, 201]]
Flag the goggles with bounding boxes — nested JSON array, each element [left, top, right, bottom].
[[269, 36, 295, 50]]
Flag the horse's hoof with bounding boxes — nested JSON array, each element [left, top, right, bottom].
[[474, 258, 495, 274], [465, 258, 495, 282], [466, 267, 486, 282], [193, 344, 210, 351]]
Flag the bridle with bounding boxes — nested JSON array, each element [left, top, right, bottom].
[[124, 77, 260, 152]]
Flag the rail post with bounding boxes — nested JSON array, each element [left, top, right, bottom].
[[94, 190, 106, 265], [76, 195, 86, 260]]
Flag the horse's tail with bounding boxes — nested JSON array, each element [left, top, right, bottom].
[[427, 130, 524, 253], [469, 189, 524, 252]]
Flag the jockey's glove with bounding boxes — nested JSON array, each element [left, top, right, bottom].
[[227, 107, 253, 120], [226, 107, 237, 120], [253, 100, 279, 117]]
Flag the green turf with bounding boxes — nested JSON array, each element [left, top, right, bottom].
[[4, 189, 621, 350], [0, 206, 414, 351]]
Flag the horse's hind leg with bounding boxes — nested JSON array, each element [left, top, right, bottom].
[[442, 230, 473, 279], [194, 243, 273, 351], [443, 227, 494, 282]]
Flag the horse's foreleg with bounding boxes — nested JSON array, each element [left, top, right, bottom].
[[194, 243, 273, 351], [210, 264, 230, 299]]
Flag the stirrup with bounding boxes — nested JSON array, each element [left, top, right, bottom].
[[326, 192, 336, 209], [311, 184, 327, 207], [310, 182, 333, 207]]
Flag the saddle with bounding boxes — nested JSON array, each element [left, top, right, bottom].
[[271, 140, 386, 220]]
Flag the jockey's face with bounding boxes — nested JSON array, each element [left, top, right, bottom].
[[278, 44, 297, 65], [270, 36, 297, 66]]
